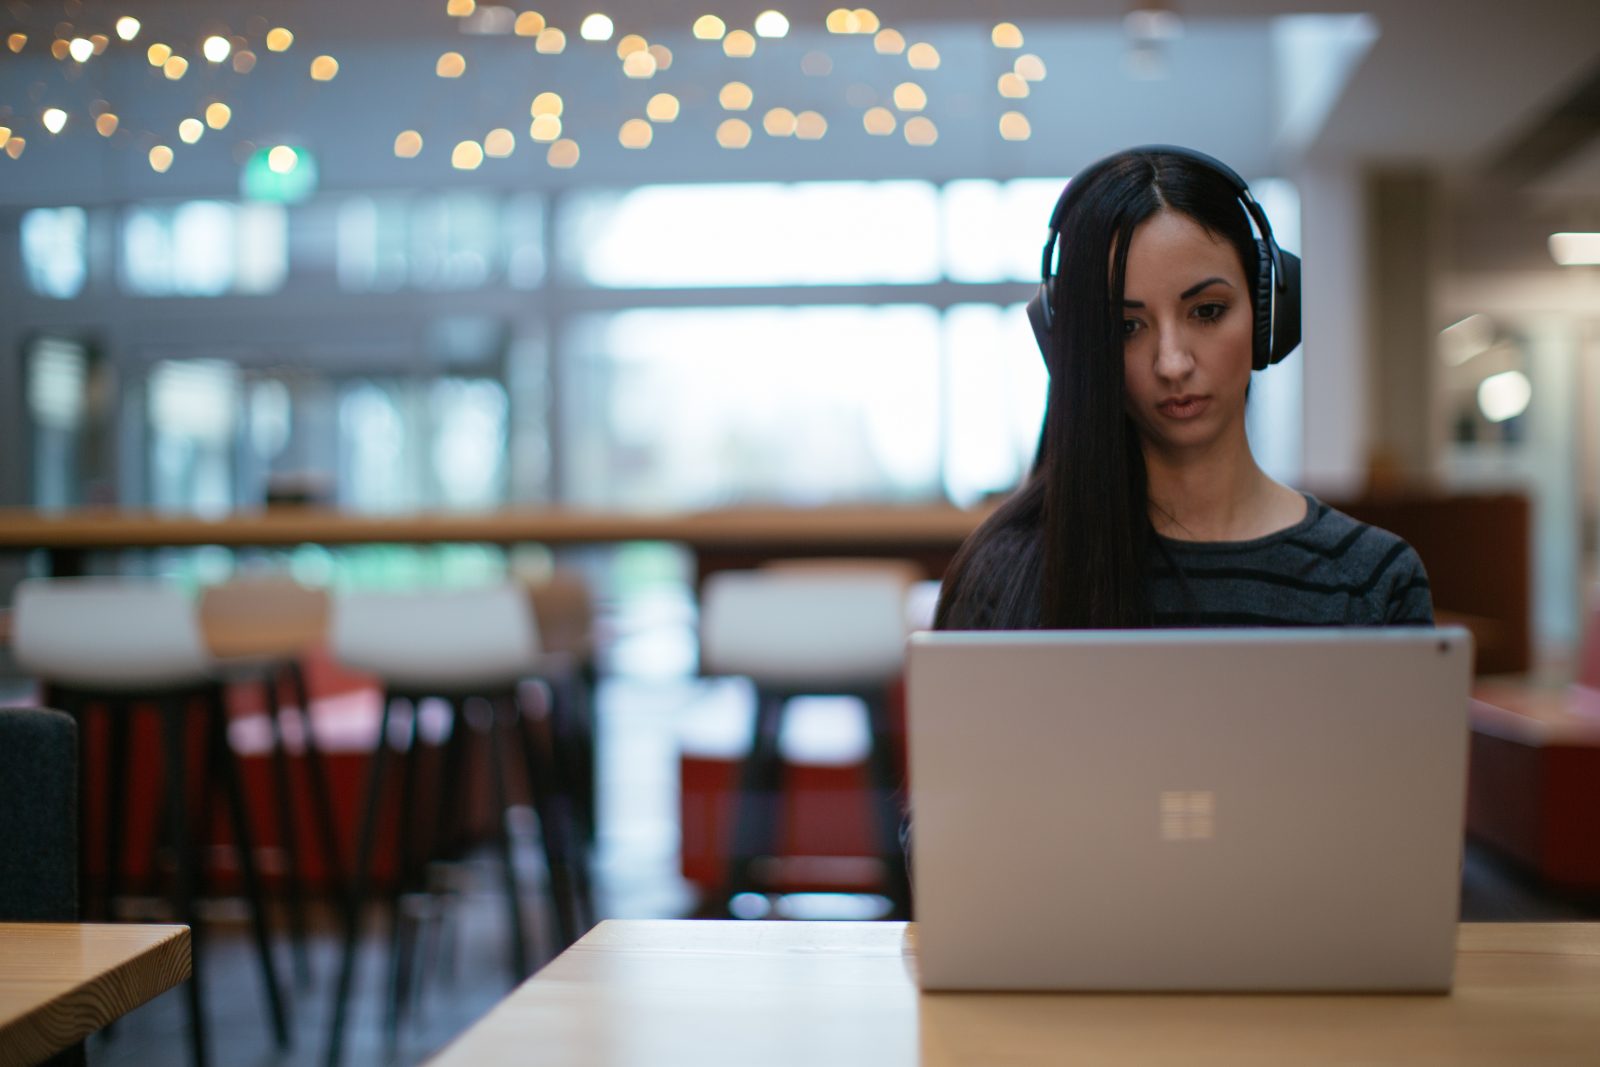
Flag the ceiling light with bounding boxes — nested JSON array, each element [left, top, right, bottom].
[[649, 44, 672, 69], [619, 118, 652, 148], [532, 92, 564, 116], [992, 22, 1023, 48], [763, 107, 797, 136], [68, 37, 92, 61], [529, 114, 562, 141], [42, 108, 67, 134], [892, 82, 926, 111], [514, 12, 546, 35], [95, 113, 118, 136], [268, 145, 300, 173], [232, 50, 256, 72], [723, 30, 755, 57], [863, 107, 895, 135], [719, 81, 753, 110], [873, 29, 904, 54], [904, 116, 937, 146], [485, 128, 516, 156], [266, 28, 293, 51], [716, 118, 752, 148], [203, 35, 230, 62], [115, 17, 141, 41], [451, 140, 484, 169], [536, 28, 566, 52], [437, 51, 467, 77], [623, 50, 656, 77], [447, 0, 477, 15], [310, 55, 339, 80], [616, 33, 647, 58], [906, 42, 939, 69], [206, 102, 232, 129], [1478, 370, 1531, 423], [149, 144, 173, 171], [580, 14, 614, 41], [998, 72, 1029, 97], [648, 93, 681, 122], [1014, 53, 1046, 81], [693, 15, 726, 40], [163, 55, 188, 78], [147, 42, 171, 65], [795, 111, 827, 139], [179, 117, 204, 143], [999, 111, 1031, 140], [395, 130, 423, 157], [1549, 232, 1600, 266]]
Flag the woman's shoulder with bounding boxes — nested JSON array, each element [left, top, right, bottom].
[[1298, 495, 1433, 623]]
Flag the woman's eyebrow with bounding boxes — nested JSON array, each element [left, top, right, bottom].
[[1122, 277, 1233, 308]]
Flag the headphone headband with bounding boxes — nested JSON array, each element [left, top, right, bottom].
[[1029, 144, 1301, 373]]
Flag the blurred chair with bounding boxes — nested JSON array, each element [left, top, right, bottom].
[[0, 707, 85, 1067], [699, 564, 915, 918], [11, 577, 290, 1067], [323, 583, 589, 1067], [200, 578, 342, 987], [527, 570, 600, 847]]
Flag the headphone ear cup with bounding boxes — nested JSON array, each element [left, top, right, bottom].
[[1268, 250, 1302, 365], [1027, 279, 1054, 370], [1251, 239, 1274, 372]]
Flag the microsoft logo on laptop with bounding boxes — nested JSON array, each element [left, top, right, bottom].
[[1160, 791, 1215, 841]]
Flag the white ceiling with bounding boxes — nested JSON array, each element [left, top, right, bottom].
[[0, 0, 1596, 204]]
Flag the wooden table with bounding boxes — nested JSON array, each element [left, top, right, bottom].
[[427, 920, 1600, 1066], [0, 923, 191, 1067]]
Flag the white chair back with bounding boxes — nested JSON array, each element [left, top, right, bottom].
[[13, 577, 213, 689], [329, 584, 541, 691], [700, 568, 912, 689]]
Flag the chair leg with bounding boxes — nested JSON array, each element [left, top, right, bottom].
[[513, 688, 583, 949], [157, 694, 209, 1067], [324, 690, 394, 1067], [722, 688, 788, 913], [384, 699, 424, 1049], [285, 660, 348, 904], [263, 674, 312, 988], [103, 701, 131, 923], [485, 694, 531, 980], [205, 684, 291, 1050], [862, 689, 913, 919]]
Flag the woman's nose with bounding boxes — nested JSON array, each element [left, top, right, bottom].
[[1154, 328, 1196, 381]]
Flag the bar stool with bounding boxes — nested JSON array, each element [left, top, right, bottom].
[[323, 583, 588, 1067], [11, 577, 291, 1067], [200, 578, 344, 987], [527, 570, 600, 846], [699, 565, 915, 918]]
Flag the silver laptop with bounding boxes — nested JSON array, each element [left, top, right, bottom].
[[906, 627, 1473, 993]]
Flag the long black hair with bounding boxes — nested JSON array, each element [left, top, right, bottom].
[[934, 148, 1262, 630]]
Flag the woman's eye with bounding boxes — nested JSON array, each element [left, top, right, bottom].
[[1194, 302, 1226, 322], [1122, 318, 1142, 337]]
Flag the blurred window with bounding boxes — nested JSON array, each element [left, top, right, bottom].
[[560, 306, 941, 508], [411, 192, 497, 289], [26, 336, 89, 509], [21, 206, 88, 298], [560, 181, 941, 288], [120, 201, 285, 295], [940, 179, 1067, 283], [148, 359, 238, 515], [942, 304, 1048, 506]]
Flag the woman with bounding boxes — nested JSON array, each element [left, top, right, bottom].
[[935, 146, 1433, 630]]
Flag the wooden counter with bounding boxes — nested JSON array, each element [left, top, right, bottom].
[[427, 920, 1600, 1067]]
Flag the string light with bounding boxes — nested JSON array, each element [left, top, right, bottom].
[[232, 50, 256, 72], [68, 37, 92, 62], [623, 50, 656, 77], [266, 28, 293, 51], [529, 114, 562, 141], [163, 55, 188, 79], [535, 28, 566, 52], [394, 130, 423, 157], [531, 92, 564, 116], [873, 29, 904, 54], [451, 141, 483, 169], [51, 40, 70, 60], [202, 35, 230, 62], [310, 55, 339, 80], [514, 12, 546, 36], [579, 14, 614, 41], [618, 118, 652, 148], [616, 33, 647, 58], [90, 34, 109, 55], [907, 42, 939, 69], [268, 145, 300, 173], [992, 22, 1023, 48], [795, 111, 827, 139], [149, 144, 173, 171], [723, 30, 755, 57], [904, 115, 937, 146], [693, 15, 726, 40], [6, 136, 25, 159], [647, 92, 680, 122], [115, 17, 140, 41], [754, 11, 790, 37], [179, 118, 204, 143], [999, 111, 1031, 140], [146, 42, 170, 65], [205, 102, 232, 129], [42, 108, 67, 134], [762, 107, 796, 136], [648, 43, 672, 69], [437, 51, 466, 77], [1015, 53, 1046, 81], [6, 33, 25, 53], [719, 82, 753, 110], [716, 118, 751, 148], [485, 127, 516, 157], [998, 72, 1029, 98], [892, 82, 926, 111], [447, 0, 477, 15], [863, 107, 895, 135], [547, 138, 579, 167], [94, 113, 118, 136]]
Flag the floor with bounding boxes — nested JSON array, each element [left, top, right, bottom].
[[12, 664, 1594, 1066]]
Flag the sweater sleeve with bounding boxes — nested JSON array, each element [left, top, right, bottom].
[[1382, 545, 1435, 626]]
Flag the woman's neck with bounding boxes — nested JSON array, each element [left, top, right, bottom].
[[1142, 432, 1297, 542]]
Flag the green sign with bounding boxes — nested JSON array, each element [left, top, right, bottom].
[[240, 145, 318, 203]]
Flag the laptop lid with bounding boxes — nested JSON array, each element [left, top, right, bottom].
[[906, 627, 1473, 992]]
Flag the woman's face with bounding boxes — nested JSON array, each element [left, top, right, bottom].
[[1119, 208, 1254, 458]]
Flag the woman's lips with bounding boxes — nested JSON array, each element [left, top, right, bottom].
[[1156, 395, 1210, 420]]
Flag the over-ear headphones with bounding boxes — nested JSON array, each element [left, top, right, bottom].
[[1025, 144, 1302, 373]]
